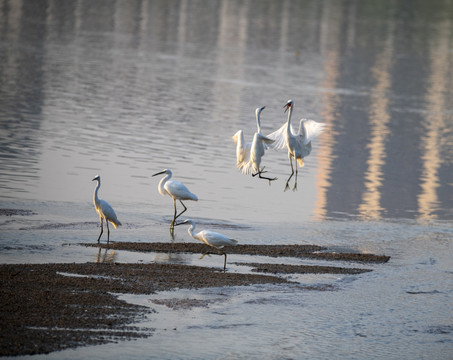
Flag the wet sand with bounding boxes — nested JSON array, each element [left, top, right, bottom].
[[0, 243, 389, 356]]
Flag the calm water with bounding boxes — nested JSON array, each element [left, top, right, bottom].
[[1, 0, 452, 359]]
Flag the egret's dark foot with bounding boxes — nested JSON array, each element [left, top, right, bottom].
[[284, 182, 291, 192], [254, 170, 277, 184], [200, 251, 215, 260], [252, 167, 269, 177], [293, 183, 298, 191], [262, 175, 277, 185]]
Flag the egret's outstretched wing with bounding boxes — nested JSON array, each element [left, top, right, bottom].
[[266, 122, 297, 150], [261, 134, 275, 149], [238, 142, 252, 166], [298, 119, 327, 145], [232, 130, 252, 168]]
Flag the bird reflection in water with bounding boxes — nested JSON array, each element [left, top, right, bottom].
[[96, 245, 117, 263]]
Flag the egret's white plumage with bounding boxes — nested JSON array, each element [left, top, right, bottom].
[[179, 219, 238, 270], [152, 169, 198, 228], [92, 175, 121, 243], [267, 100, 326, 190], [233, 107, 276, 183], [232, 129, 251, 172]]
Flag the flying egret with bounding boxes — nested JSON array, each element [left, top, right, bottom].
[[176, 219, 238, 271], [232, 106, 277, 183], [92, 175, 122, 243], [267, 100, 326, 191], [152, 169, 198, 229]]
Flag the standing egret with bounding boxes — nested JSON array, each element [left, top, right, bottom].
[[92, 175, 122, 243], [177, 219, 238, 271], [152, 169, 198, 229], [267, 100, 326, 191], [233, 106, 277, 183]]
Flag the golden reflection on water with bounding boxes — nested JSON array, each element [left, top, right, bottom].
[[417, 20, 451, 221], [312, 1, 341, 221], [357, 16, 394, 221]]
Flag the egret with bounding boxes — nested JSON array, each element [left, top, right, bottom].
[[92, 175, 122, 243], [267, 100, 326, 191], [176, 219, 238, 271], [232, 106, 276, 183], [152, 169, 198, 228]]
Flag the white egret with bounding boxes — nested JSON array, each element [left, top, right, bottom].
[[233, 106, 276, 183], [177, 219, 238, 271], [267, 100, 326, 191], [92, 175, 122, 243], [152, 169, 198, 228]]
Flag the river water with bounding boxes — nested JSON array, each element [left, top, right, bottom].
[[0, 0, 452, 359]]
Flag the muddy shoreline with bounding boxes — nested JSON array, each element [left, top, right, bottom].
[[87, 242, 391, 263], [0, 244, 389, 356]]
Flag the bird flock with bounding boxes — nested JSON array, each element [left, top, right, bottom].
[[92, 100, 326, 270]]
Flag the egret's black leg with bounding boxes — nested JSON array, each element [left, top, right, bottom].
[[97, 218, 104, 243], [285, 156, 295, 191], [106, 220, 110, 243], [170, 199, 177, 228], [223, 252, 227, 272], [175, 200, 188, 220]]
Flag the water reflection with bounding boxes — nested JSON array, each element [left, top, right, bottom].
[[358, 9, 395, 220], [0, 0, 452, 221], [417, 19, 451, 221], [95, 246, 117, 263]]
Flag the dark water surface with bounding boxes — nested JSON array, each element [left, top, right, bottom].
[[0, 0, 452, 359]]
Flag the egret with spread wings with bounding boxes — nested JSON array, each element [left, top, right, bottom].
[[267, 100, 327, 191], [233, 106, 276, 184]]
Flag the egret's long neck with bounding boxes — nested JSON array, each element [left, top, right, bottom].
[[158, 173, 171, 196], [286, 106, 293, 138], [256, 111, 262, 134], [187, 222, 196, 239], [93, 180, 101, 206]]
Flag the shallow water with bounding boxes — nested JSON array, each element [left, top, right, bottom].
[[1, 0, 453, 358]]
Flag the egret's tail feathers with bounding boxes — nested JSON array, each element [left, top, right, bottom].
[[240, 161, 257, 175], [185, 191, 198, 201], [230, 239, 239, 246], [110, 220, 122, 228], [297, 157, 305, 167]]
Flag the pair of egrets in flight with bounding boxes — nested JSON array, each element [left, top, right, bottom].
[[92, 171, 236, 270], [233, 99, 327, 191], [92, 99, 326, 269]]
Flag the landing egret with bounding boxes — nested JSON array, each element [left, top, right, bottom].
[[177, 219, 238, 271], [267, 100, 326, 191], [92, 175, 122, 243], [233, 106, 276, 183], [152, 169, 198, 228]]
